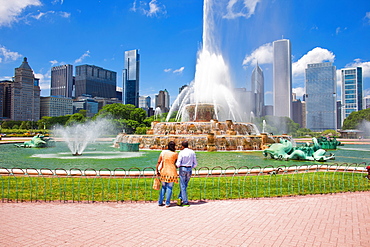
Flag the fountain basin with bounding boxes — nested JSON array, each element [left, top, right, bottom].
[[115, 120, 289, 151]]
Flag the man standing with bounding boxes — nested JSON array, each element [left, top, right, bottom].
[[176, 140, 197, 207]]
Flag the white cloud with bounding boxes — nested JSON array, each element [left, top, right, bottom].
[[293, 87, 305, 98], [164, 68, 172, 73], [336, 69, 342, 88], [335, 27, 347, 35], [0, 0, 41, 26], [31, 11, 52, 20], [292, 47, 335, 76], [34, 71, 51, 92], [131, 0, 166, 17], [0, 76, 13, 81], [74, 50, 90, 64], [364, 88, 370, 97], [244, 45, 336, 80], [224, 0, 262, 19], [242, 42, 273, 67], [49, 60, 59, 66], [173, 67, 185, 74], [335, 27, 340, 35], [345, 59, 370, 78], [365, 12, 370, 24], [52, 0, 64, 4], [29, 10, 70, 20], [59, 11, 70, 18], [0, 45, 23, 63]]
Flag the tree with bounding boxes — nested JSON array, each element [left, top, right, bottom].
[[321, 129, 338, 137], [66, 113, 86, 125], [342, 108, 370, 130], [260, 116, 300, 135], [97, 103, 136, 119], [1, 121, 9, 129], [135, 126, 149, 134], [19, 121, 27, 129], [78, 109, 87, 117], [130, 108, 146, 123], [295, 128, 312, 137]]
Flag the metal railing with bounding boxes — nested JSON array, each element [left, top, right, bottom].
[[1, 162, 369, 203]]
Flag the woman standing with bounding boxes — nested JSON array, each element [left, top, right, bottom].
[[156, 141, 178, 207]]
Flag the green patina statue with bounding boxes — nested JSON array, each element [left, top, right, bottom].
[[263, 137, 335, 162], [316, 136, 343, 150], [15, 134, 55, 148]]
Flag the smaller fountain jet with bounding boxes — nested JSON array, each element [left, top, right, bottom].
[[54, 119, 112, 156]]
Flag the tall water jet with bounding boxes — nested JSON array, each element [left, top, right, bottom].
[[54, 119, 113, 156], [154, 107, 163, 121], [167, 0, 244, 122], [262, 120, 267, 133], [114, 0, 288, 152]]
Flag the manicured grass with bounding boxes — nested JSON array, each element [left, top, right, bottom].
[[1, 172, 369, 203]]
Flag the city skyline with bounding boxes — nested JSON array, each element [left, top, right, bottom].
[[0, 0, 369, 106]]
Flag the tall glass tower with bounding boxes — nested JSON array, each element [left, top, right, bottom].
[[305, 62, 337, 131], [251, 63, 264, 118], [123, 50, 140, 107], [51, 64, 74, 98], [341, 67, 363, 123], [273, 39, 292, 118]]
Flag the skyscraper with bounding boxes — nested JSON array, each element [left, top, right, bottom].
[[273, 39, 292, 118], [341, 67, 363, 123], [364, 96, 370, 109], [51, 64, 74, 98], [305, 62, 337, 131], [75, 65, 117, 98], [139, 96, 151, 109], [7, 58, 41, 121], [123, 50, 140, 107], [251, 63, 264, 118], [155, 89, 170, 113]]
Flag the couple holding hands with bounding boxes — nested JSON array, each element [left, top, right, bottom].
[[156, 140, 197, 207]]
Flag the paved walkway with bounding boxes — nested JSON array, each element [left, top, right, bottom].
[[1, 192, 369, 246]]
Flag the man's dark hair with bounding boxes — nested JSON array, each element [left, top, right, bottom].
[[168, 141, 176, 152], [182, 140, 189, 148]]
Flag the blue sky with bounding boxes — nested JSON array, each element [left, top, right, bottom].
[[0, 0, 369, 106]]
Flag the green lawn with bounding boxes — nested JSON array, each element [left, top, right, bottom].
[[1, 172, 368, 203]]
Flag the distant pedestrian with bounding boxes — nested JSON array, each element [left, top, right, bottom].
[[366, 166, 370, 180], [156, 141, 178, 207], [176, 141, 197, 207]]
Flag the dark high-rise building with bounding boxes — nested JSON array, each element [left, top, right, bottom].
[[179, 85, 188, 94], [337, 101, 342, 129], [292, 95, 303, 127], [75, 65, 117, 98], [51, 64, 74, 98], [123, 50, 140, 107]]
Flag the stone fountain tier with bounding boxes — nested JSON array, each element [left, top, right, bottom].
[[114, 120, 290, 151]]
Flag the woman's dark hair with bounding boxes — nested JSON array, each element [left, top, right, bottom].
[[168, 141, 176, 152]]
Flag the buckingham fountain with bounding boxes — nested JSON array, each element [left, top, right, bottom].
[[114, 104, 286, 152], [114, 0, 287, 152]]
